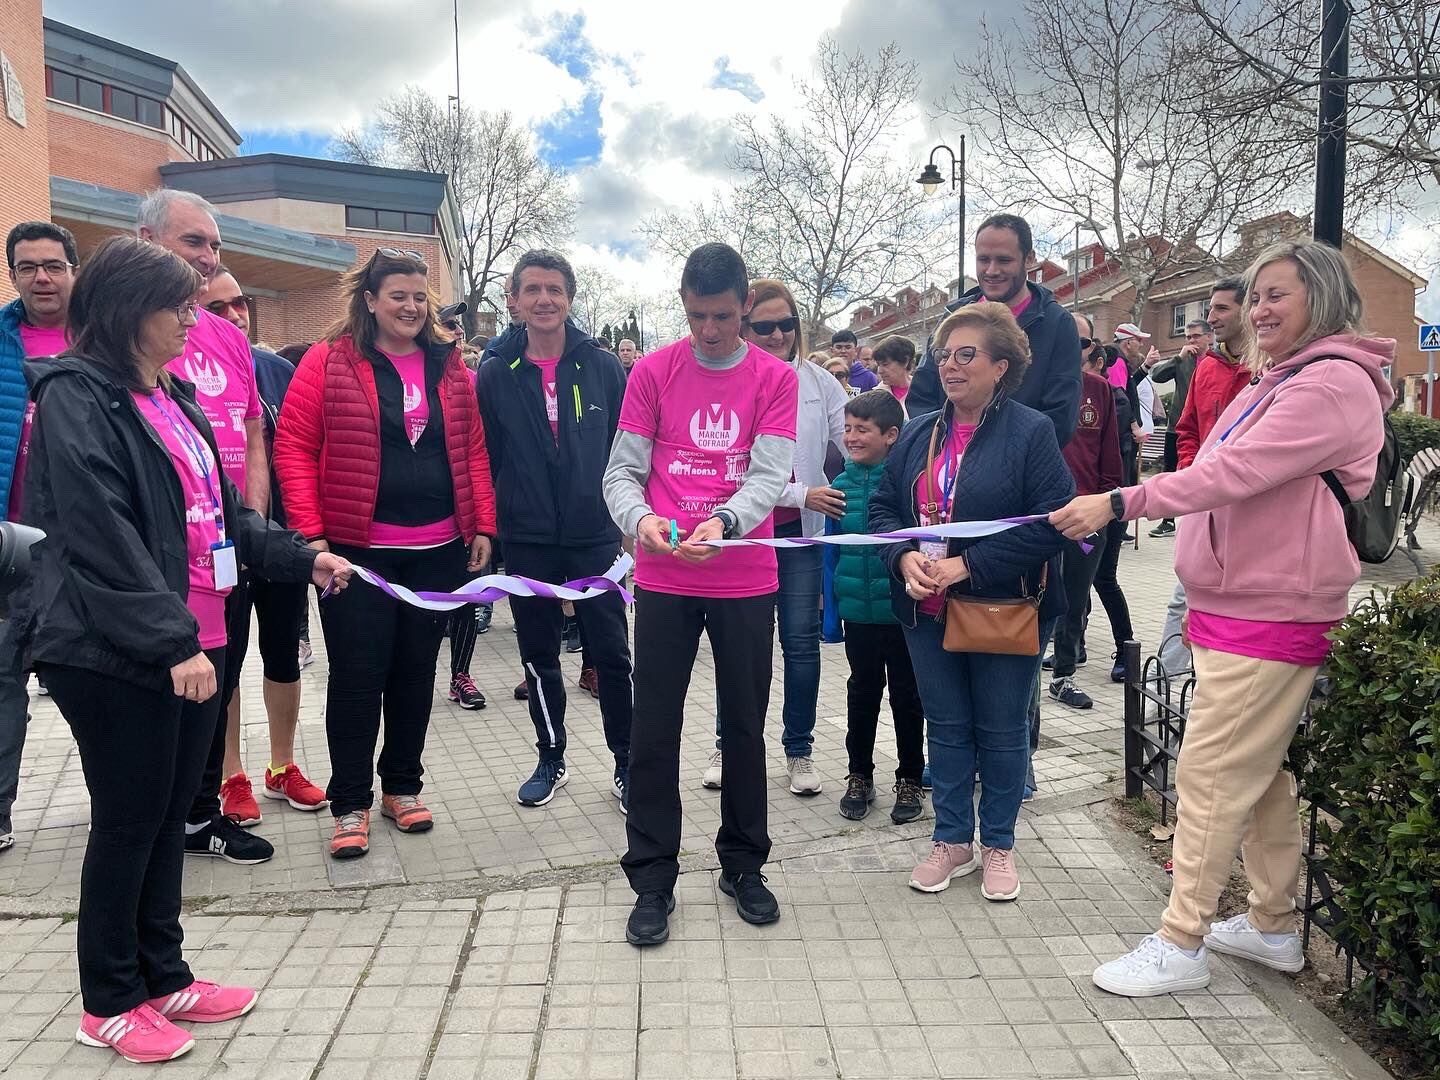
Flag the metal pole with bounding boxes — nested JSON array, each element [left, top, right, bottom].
[[1314, 0, 1349, 247], [1429, 355, 1436, 418], [957, 135, 967, 290], [453, 0, 462, 111], [1072, 221, 1080, 309]]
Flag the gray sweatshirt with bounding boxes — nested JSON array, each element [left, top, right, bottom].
[[603, 341, 796, 537]]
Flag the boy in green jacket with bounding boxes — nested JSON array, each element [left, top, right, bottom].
[[827, 391, 925, 823]]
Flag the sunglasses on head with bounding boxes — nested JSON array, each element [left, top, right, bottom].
[[206, 295, 253, 315], [371, 247, 429, 273], [748, 316, 798, 336]]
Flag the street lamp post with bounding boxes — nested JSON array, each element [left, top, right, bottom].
[[915, 136, 966, 292]]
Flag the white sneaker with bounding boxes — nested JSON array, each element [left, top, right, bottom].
[[786, 755, 822, 796], [1092, 934, 1211, 997], [1203, 913, 1305, 973], [702, 750, 723, 790], [0, 832, 13, 852]]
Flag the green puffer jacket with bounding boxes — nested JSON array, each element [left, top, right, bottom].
[[831, 460, 894, 624]]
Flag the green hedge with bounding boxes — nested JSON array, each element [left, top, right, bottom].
[[1391, 412, 1440, 465], [1291, 570, 1440, 1069]]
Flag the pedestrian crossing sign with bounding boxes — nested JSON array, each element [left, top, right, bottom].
[[1421, 324, 1440, 351]]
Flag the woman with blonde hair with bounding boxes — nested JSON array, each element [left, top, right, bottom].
[[1052, 239, 1392, 996], [275, 248, 497, 860]]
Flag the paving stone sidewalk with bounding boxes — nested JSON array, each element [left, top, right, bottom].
[[1, 518, 1431, 1078]]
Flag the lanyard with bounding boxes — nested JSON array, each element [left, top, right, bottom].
[[149, 391, 226, 542], [925, 422, 965, 522], [1215, 370, 1295, 447]]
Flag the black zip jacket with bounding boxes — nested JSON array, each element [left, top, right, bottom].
[[478, 323, 624, 547], [867, 396, 1075, 628], [17, 355, 318, 691], [907, 281, 1082, 447]]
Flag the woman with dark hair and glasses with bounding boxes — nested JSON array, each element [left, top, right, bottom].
[[20, 236, 350, 1063], [274, 247, 496, 860], [701, 279, 846, 795]]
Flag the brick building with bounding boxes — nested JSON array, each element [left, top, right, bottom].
[[0, 0, 51, 304], [3, 10, 462, 346], [846, 276, 975, 350]]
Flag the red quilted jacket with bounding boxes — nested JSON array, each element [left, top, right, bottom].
[[273, 334, 497, 547]]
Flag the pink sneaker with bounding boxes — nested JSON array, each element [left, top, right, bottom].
[[908, 841, 978, 893], [980, 845, 1021, 901], [147, 980, 258, 1023], [76, 1004, 194, 1063]]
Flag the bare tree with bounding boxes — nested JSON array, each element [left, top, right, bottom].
[[1184, 0, 1440, 199], [640, 40, 943, 335], [335, 87, 576, 334], [944, 0, 1309, 318], [570, 261, 636, 338]]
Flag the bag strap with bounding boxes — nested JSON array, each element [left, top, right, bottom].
[[921, 419, 943, 518], [1320, 469, 1349, 510]]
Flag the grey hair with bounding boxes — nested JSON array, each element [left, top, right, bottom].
[[1242, 240, 1364, 370], [1186, 319, 1212, 333], [135, 188, 219, 236]]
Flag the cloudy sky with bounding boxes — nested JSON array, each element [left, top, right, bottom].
[[45, 0, 1440, 319]]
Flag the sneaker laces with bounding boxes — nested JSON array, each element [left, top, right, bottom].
[[336, 811, 367, 832], [790, 757, 816, 777], [1053, 676, 1077, 694], [893, 779, 922, 803], [1112, 934, 1181, 973], [1212, 913, 1255, 934], [844, 774, 869, 800], [922, 841, 957, 868], [707, 749, 723, 769], [539, 760, 565, 783], [453, 673, 479, 695], [388, 794, 423, 811], [984, 846, 1015, 873]]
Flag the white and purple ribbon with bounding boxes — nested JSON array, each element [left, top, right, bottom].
[[696, 516, 1048, 548]]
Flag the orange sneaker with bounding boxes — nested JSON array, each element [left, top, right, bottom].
[[264, 763, 328, 811], [380, 794, 434, 833], [330, 810, 369, 859], [219, 772, 261, 827]]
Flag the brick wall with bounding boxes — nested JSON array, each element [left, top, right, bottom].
[[47, 106, 193, 193], [1348, 250, 1423, 385], [0, 0, 51, 304]]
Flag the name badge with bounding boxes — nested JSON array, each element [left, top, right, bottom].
[[919, 540, 948, 562], [212, 541, 238, 590]]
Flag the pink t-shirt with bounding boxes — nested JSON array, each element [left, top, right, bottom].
[[1107, 356, 1131, 390], [131, 387, 229, 648], [1187, 611, 1336, 666], [1009, 291, 1033, 319], [369, 349, 460, 549], [10, 323, 68, 521], [891, 384, 909, 402], [165, 309, 260, 495], [531, 356, 561, 441], [915, 422, 976, 616], [619, 340, 799, 598]]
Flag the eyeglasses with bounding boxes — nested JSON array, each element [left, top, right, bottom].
[[11, 260, 74, 280], [748, 316, 798, 336], [933, 345, 993, 367], [372, 247, 428, 272], [175, 301, 199, 322], [1079, 337, 1093, 349], [206, 295, 253, 315]]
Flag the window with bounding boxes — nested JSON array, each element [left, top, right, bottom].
[[345, 206, 436, 235], [376, 209, 406, 232], [1200, 296, 1212, 321], [1073, 250, 1094, 273], [346, 206, 377, 229], [1171, 303, 1188, 336], [46, 67, 163, 129], [405, 212, 434, 235]]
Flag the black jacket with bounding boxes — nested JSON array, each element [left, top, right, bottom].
[[907, 282, 1082, 447], [17, 355, 318, 691], [252, 345, 294, 526], [868, 396, 1075, 628], [478, 322, 625, 547]]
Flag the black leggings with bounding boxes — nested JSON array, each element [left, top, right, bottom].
[[448, 605, 479, 677], [40, 649, 226, 1018], [1089, 518, 1133, 648], [251, 576, 308, 684], [320, 540, 465, 816]]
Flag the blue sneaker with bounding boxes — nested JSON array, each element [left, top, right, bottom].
[[517, 760, 568, 807], [612, 766, 629, 816], [921, 763, 932, 791]]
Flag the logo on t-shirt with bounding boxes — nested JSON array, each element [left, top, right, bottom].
[[403, 382, 423, 412], [184, 352, 227, 397], [1079, 397, 1098, 428], [545, 379, 558, 423], [690, 403, 741, 451], [227, 404, 246, 433]]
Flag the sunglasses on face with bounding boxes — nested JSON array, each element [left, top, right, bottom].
[[1079, 337, 1093, 349], [206, 295, 252, 315], [748, 316, 798, 336], [371, 247, 429, 273]]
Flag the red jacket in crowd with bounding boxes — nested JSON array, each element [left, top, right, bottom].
[[1063, 370, 1123, 496], [273, 334, 497, 547], [1174, 344, 1254, 469]]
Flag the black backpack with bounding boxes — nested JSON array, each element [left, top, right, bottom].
[[1320, 413, 1411, 564]]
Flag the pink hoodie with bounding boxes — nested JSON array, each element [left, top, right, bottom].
[[1122, 335, 1394, 623]]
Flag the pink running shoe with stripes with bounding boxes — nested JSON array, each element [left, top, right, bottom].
[[76, 1004, 194, 1063], [147, 980, 258, 1023]]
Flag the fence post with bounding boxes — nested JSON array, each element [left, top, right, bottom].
[[1122, 639, 1143, 799]]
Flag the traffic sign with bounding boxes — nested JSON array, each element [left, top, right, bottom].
[[1421, 324, 1440, 351]]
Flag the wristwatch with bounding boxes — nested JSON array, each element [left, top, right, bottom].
[[711, 508, 739, 539], [1109, 489, 1126, 522]]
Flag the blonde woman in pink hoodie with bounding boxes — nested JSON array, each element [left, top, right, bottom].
[[1051, 239, 1393, 997]]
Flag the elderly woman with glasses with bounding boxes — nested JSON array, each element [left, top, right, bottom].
[[274, 247, 497, 860], [869, 301, 1073, 902]]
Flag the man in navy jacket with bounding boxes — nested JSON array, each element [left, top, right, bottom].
[[907, 214, 1081, 448]]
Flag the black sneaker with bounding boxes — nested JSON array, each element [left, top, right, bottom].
[[1110, 653, 1127, 683], [612, 766, 629, 816], [184, 814, 274, 865], [1077, 645, 1088, 666], [475, 604, 493, 634], [838, 774, 874, 820], [562, 616, 582, 653], [1049, 677, 1094, 710], [891, 779, 924, 824], [626, 890, 674, 946], [1149, 520, 1176, 537], [1041, 653, 1055, 671], [719, 870, 780, 925]]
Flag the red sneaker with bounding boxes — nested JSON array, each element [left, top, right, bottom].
[[148, 980, 258, 1023], [330, 810, 369, 859], [264, 763, 328, 811], [381, 793, 434, 833], [219, 772, 261, 827], [76, 1005, 193, 1063], [578, 668, 600, 699]]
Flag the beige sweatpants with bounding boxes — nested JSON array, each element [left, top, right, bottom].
[[1159, 645, 1320, 950]]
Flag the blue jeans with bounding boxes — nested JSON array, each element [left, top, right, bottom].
[[715, 539, 822, 758], [904, 616, 1050, 850]]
